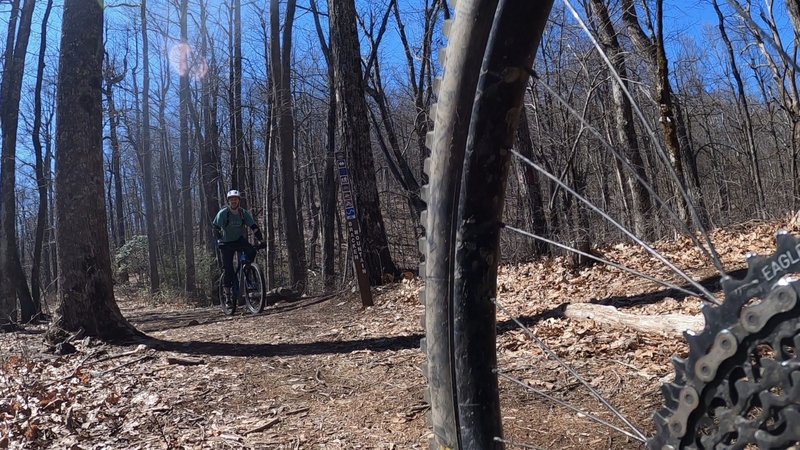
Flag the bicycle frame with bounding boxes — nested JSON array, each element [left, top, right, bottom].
[[217, 241, 267, 315], [231, 249, 254, 300]]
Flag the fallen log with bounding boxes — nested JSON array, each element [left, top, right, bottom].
[[564, 303, 704, 337]]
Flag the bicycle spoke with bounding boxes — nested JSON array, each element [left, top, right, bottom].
[[497, 373, 646, 443], [502, 224, 702, 298], [494, 298, 648, 442], [510, 148, 720, 305]]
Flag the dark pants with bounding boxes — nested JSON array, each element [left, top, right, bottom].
[[219, 237, 256, 288]]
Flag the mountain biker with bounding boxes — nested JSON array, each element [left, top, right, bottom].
[[213, 190, 264, 306]]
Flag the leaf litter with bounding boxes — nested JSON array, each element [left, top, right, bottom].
[[0, 219, 794, 449]]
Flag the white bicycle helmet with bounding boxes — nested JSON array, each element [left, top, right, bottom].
[[226, 189, 241, 199]]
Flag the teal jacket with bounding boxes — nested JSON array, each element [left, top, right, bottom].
[[212, 207, 256, 242]]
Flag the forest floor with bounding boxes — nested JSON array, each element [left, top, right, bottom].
[[1, 219, 796, 449]]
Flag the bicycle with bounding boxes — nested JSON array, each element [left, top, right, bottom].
[[217, 242, 267, 316], [420, 1, 800, 449]]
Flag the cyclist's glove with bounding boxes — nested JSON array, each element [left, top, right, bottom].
[[254, 229, 264, 242]]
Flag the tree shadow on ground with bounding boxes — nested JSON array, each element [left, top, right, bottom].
[[134, 270, 748, 358], [144, 333, 424, 358], [127, 294, 336, 333], [132, 292, 426, 358], [591, 267, 747, 308]]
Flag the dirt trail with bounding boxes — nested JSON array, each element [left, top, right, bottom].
[[1, 282, 430, 449]]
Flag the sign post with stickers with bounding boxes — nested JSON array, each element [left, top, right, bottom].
[[335, 151, 374, 307]]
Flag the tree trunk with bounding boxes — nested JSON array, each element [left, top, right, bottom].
[[179, 0, 195, 295], [257, 15, 277, 290], [321, 100, 338, 290], [104, 58, 127, 250], [31, 0, 54, 316], [564, 303, 703, 337], [42, 112, 56, 296], [306, 169, 321, 269], [0, 0, 35, 327], [785, 0, 800, 37], [310, 0, 338, 290], [515, 107, 549, 257], [712, 0, 765, 216], [2, 0, 20, 76], [329, 0, 398, 285], [270, 0, 307, 291], [229, 0, 246, 193], [621, 0, 702, 229], [47, 0, 142, 343], [588, 0, 653, 239], [199, 0, 220, 252], [265, 121, 277, 289], [140, 0, 160, 293]]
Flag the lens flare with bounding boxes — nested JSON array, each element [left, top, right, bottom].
[[168, 42, 209, 81], [191, 58, 209, 80]]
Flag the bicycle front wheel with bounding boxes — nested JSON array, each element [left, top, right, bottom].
[[421, 1, 554, 448], [422, 1, 800, 449], [243, 263, 266, 314]]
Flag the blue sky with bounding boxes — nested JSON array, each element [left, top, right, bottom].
[[2, 0, 782, 87], [1, 0, 795, 148], [0, 0, 795, 200]]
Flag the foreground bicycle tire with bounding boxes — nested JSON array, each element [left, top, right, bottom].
[[421, 1, 800, 449], [421, 1, 554, 448]]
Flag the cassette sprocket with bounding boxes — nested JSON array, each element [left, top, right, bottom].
[[648, 232, 800, 449]]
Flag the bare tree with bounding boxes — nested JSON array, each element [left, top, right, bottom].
[[270, 0, 307, 290], [515, 107, 549, 257], [711, 0, 766, 217], [309, 0, 338, 289], [140, 0, 161, 293], [360, 1, 425, 215], [0, 0, 35, 327], [31, 0, 54, 312], [198, 0, 221, 251], [729, 0, 800, 208], [328, 0, 398, 284], [179, 0, 195, 295], [586, 0, 653, 239], [620, 0, 710, 229], [786, 0, 800, 36], [104, 54, 127, 249], [229, 0, 246, 193], [392, 0, 441, 175], [47, 0, 142, 343]]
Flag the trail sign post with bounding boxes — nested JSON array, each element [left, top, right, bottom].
[[335, 151, 374, 307]]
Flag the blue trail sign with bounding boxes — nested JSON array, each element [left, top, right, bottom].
[[335, 151, 373, 307]]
